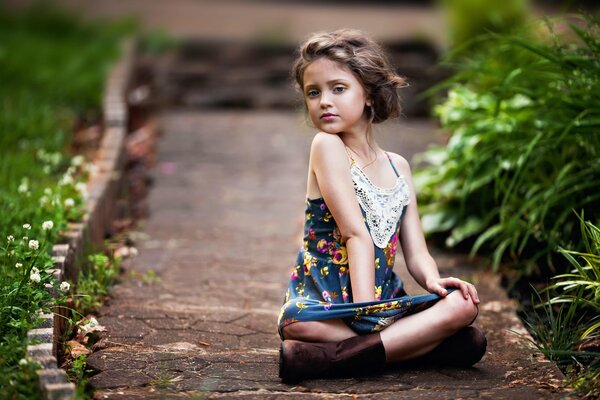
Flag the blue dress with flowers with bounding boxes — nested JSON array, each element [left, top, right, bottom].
[[277, 153, 445, 340]]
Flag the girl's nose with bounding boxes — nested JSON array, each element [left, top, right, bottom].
[[320, 93, 332, 108]]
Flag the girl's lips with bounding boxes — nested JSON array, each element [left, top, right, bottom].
[[320, 113, 337, 121]]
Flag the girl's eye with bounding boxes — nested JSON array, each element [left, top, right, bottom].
[[333, 86, 345, 93], [306, 90, 320, 98]]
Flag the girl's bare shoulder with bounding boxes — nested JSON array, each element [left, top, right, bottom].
[[385, 151, 412, 175], [311, 131, 345, 151]]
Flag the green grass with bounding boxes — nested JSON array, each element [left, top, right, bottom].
[[0, 3, 131, 398]]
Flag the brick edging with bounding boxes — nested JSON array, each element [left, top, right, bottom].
[[26, 38, 137, 400]]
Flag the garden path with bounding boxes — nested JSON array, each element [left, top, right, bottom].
[[87, 110, 567, 399]]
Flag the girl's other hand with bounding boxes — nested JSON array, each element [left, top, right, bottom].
[[425, 277, 480, 304]]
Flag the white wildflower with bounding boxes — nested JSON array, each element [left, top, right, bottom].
[[39, 195, 49, 206], [75, 182, 88, 196], [23, 224, 31, 230], [86, 163, 98, 177], [22, 236, 28, 242], [29, 271, 41, 283], [44, 188, 52, 196], [7, 235, 14, 242], [71, 155, 85, 167], [19, 358, 28, 366], [18, 182, 29, 193], [59, 174, 74, 186], [15, 262, 22, 268], [31, 267, 39, 275], [28, 240, 39, 250], [64, 198, 75, 208], [42, 220, 54, 231], [60, 281, 70, 292]]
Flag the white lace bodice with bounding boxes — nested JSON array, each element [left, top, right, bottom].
[[350, 162, 410, 248]]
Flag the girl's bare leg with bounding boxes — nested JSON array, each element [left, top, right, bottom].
[[282, 290, 478, 362], [282, 318, 357, 342], [380, 290, 479, 363]]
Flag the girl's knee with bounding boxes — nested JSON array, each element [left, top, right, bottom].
[[444, 291, 479, 329], [282, 321, 315, 341]]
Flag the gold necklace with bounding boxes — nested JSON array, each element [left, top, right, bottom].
[[345, 145, 378, 169]]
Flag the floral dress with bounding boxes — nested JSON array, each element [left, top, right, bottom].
[[277, 152, 445, 340]]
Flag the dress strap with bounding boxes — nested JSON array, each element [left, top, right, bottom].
[[385, 152, 400, 177]]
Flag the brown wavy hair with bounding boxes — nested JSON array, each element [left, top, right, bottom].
[[292, 29, 408, 124]]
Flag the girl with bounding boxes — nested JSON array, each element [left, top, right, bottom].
[[277, 29, 486, 383]]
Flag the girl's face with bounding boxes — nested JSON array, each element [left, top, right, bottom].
[[302, 57, 371, 135]]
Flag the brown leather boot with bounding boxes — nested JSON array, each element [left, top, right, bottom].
[[413, 326, 487, 367], [279, 332, 387, 383]]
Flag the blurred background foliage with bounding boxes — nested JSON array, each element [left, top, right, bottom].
[[417, 2, 599, 396]]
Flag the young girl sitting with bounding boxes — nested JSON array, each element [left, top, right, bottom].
[[277, 29, 487, 383]]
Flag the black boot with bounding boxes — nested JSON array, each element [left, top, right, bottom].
[[413, 326, 487, 367], [279, 332, 387, 383]]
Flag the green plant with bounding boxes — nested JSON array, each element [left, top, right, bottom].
[[0, 3, 129, 397], [415, 13, 600, 275], [73, 252, 121, 317], [520, 216, 600, 398]]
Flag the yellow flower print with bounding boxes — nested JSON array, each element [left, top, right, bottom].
[[296, 301, 308, 314], [332, 246, 348, 265], [374, 285, 382, 301], [323, 211, 332, 222], [303, 252, 316, 275], [320, 266, 329, 277], [338, 266, 348, 275], [306, 211, 311, 221], [375, 257, 381, 270], [342, 286, 349, 301]]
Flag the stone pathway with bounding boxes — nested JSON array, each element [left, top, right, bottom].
[[88, 110, 568, 399]]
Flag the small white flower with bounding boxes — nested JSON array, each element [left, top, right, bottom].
[[15, 262, 23, 268], [31, 267, 39, 275], [18, 182, 29, 193], [42, 221, 54, 231], [44, 188, 52, 196], [86, 163, 99, 176], [22, 236, 28, 242], [64, 198, 75, 208], [23, 224, 31, 230], [7, 235, 14, 242], [39, 195, 49, 206], [75, 182, 88, 195], [71, 155, 85, 167], [59, 174, 74, 186], [30, 272, 41, 283], [60, 281, 70, 292], [28, 240, 39, 250], [18, 358, 28, 366]]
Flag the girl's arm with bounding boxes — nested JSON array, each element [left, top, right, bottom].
[[310, 132, 376, 303], [391, 154, 480, 304]]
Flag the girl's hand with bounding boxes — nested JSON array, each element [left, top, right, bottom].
[[426, 277, 480, 304]]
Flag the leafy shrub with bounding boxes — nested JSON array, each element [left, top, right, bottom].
[[415, 13, 600, 275]]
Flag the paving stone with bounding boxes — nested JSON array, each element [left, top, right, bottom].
[[88, 369, 153, 389]]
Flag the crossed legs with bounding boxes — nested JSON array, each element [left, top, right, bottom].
[[281, 290, 480, 363]]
